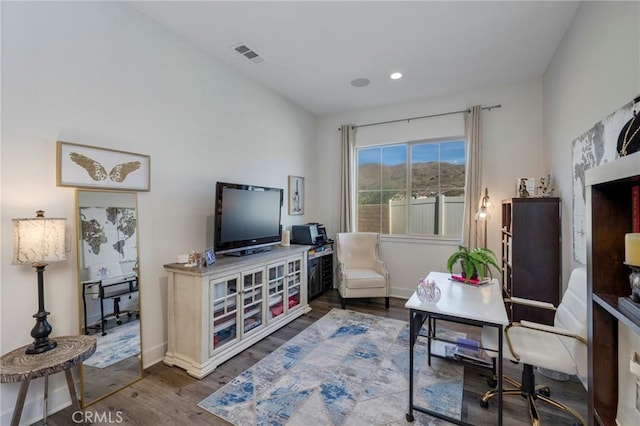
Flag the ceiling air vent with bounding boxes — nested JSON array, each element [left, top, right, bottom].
[[233, 44, 266, 64]]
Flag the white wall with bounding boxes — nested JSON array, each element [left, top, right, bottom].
[[316, 80, 546, 297], [1, 2, 315, 424], [543, 1, 640, 424]]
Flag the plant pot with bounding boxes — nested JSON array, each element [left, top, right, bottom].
[[460, 262, 479, 280]]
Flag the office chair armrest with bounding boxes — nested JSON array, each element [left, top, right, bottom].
[[506, 296, 557, 311], [504, 321, 587, 361], [518, 320, 587, 345]]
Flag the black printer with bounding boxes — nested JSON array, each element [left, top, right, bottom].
[[291, 223, 328, 245]]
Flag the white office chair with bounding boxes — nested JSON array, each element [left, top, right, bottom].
[[481, 267, 587, 425], [336, 232, 390, 309]]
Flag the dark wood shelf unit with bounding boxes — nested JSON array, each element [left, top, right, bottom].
[[586, 153, 640, 425], [501, 197, 561, 325], [307, 241, 334, 300]]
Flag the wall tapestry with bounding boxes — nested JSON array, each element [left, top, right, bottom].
[[572, 99, 634, 264], [80, 207, 137, 269]]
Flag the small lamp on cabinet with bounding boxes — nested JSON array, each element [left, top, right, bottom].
[[12, 210, 67, 354]]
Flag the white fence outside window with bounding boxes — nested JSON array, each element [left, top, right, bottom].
[[388, 195, 464, 236]]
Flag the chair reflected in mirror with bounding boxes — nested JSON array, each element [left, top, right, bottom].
[[82, 262, 139, 336]]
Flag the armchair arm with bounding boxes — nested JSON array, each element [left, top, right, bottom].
[[372, 258, 389, 277], [506, 296, 557, 311]]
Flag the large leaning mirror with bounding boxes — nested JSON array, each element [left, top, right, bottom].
[[75, 189, 143, 407]]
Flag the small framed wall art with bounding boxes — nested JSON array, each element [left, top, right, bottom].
[[517, 177, 535, 198], [288, 175, 304, 215], [57, 141, 150, 191]]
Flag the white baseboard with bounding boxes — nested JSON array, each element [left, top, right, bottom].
[[142, 341, 168, 369]]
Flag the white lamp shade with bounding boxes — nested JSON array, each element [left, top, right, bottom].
[[12, 214, 66, 265]]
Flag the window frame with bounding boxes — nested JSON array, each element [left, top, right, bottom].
[[354, 136, 466, 241]]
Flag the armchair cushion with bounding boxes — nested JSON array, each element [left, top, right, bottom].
[[342, 268, 387, 289]]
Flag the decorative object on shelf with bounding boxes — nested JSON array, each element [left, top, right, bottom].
[[517, 177, 535, 198], [536, 174, 554, 197], [617, 95, 640, 157], [204, 248, 216, 267], [281, 229, 290, 246], [288, 175, 304, 215], [625, 233, 640, 302], [187, 251, 202, 267], [57, 141, 150, 191], [12, 210, 67, 354], [446, 245, 501, 283], [417, 277, 441, 303], [474, 187, 491, 249]]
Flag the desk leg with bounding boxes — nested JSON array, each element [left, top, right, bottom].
[[497, 325, 503, 426], [11, 379, 30, 426], [43, 375, 49, 425], [406, 309, 416, 422]]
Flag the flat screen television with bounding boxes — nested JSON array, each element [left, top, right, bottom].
[[214, 181, 283, 256]]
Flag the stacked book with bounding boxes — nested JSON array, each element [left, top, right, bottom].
[[452, 337, 493, 366]]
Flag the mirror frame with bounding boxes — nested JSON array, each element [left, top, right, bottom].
[[75, 189, 144, 408]]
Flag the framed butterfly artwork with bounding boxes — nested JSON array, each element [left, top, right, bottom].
[[56, 141, 150, 191]]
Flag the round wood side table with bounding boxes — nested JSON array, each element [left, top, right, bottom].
[[1, 335, 97, 426]]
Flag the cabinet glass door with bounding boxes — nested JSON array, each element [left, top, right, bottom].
[[267, 262, 286, 321], [242, 268, 264, 335], [286, 257, 302, 312], [210, 275, 239, 352]]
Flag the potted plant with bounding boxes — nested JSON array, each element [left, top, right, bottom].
[[446, 245, 502, 282]]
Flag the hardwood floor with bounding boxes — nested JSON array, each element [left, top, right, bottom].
[[43, 290, 587, 425]]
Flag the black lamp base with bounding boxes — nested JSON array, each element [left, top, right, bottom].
[[25, 264, 57, 355], [25, 339, 57, 355]]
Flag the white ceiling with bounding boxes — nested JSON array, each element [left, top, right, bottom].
[[131, 1, 580, 116]]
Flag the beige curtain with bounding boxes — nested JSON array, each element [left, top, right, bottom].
[[462, 106, 483, 247], [339, 124, 356, 232]]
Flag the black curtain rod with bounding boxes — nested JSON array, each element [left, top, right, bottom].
[[338, 104, 502, 131]]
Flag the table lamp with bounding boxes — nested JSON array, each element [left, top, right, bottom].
[[12, 210, 66, 354]]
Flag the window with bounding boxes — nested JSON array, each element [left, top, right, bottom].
[[356, 139, 466, 237]]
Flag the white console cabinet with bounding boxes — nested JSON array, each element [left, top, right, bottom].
[[163, 245, 310, 379]]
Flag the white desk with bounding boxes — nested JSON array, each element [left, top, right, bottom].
[[405, 271, 509, 425]]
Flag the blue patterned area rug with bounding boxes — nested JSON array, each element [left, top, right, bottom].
[[198, 309, 464, 425], [83, 319, 140, 369]]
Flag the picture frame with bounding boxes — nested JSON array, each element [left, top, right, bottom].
[[288, 175, 305, 215], [516, 177, 535, 198], [204, 247, 216, 267], [57, 141, 151, 191]]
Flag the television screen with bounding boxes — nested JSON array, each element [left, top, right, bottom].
[[214, 182, 283, 255]]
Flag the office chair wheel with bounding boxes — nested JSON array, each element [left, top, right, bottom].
[[539, 386, 551, 397], [487, 377, 497, 388], [479, 399, 490, 409], [127, 312, 133, 317]]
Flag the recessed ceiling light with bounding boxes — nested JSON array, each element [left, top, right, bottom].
[[390, 72, 403, 80], [351, 78, 370, 87]]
